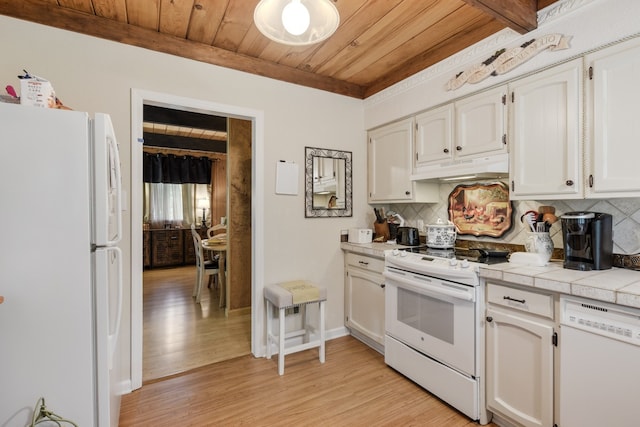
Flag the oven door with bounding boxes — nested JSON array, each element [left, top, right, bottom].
[[384, 267, 476, 376]]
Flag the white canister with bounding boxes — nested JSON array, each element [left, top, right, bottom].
[[426, 218, 457, 248]]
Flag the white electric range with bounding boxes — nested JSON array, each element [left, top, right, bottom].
[[384, 246, 508, 425]]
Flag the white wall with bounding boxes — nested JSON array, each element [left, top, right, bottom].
[[0, 15, 366, 388]]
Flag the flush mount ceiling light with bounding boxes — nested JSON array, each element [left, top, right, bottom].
[[254, 0, 340, 46]]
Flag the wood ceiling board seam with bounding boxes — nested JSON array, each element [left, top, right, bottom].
[[0, 0, 366, 98], [325, 1, 466, 82], [186, 0, 229, 45], [296, 0, 406, 74], [363, 17, 504, 97], [126, 0, 160, 31], [356, 6, 490, 86], [212, 0, 259, 52], [158, 0, 194, 38], [235, 24, 273, 58], [58, 0, 93, 14], [92, 0, 127, 22]]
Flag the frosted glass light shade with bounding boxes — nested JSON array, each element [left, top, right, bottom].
[[254, 0, 340, 46]]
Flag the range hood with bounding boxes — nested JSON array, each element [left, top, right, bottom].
[[410, 153, 509, 182]]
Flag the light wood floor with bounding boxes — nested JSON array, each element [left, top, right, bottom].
[[121, 335, 497, 426], [142, 265, 251, 382]]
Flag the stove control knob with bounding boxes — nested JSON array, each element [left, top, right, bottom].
[[461, 259, 470, 268], [448, 258, 458, 267], [392, 249, 400, 256], [400, 250, 408, 257]]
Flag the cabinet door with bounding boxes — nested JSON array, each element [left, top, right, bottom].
[[455, 86, 507, 158], [586, 38, 640, 197], [486, 306, 554, 427], [414, 104, 454, 169], [368, 118, 414, 202], [151, 230, 184, 267], [345, 267, 385, 345], [509, 59, 583, 199]]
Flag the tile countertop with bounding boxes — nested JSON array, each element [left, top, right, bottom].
[[340, 241, 408, 258], [480, 261, 640, 310], [341, 242, 640, 310]]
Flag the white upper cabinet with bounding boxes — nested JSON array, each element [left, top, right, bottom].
[[412, 86, 507, 180], [509, 59, 583, 200], [455, 85, 507, 159], [585, 37, 640, 198], [414, 104, 454, 169], [368, 117, 438, 203]]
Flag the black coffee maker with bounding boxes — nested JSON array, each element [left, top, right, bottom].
[[560, 211, 613, 271]]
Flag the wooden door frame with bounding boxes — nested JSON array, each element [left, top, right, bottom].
[[130, 89, 265, 390]]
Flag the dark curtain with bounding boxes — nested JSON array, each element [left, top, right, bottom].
[[143, 153, 212, 184]]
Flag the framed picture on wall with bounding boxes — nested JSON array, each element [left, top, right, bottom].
[[448, 181, 513, 237]]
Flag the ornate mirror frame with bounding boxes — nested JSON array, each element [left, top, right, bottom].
[[305, 146, 352, 218]]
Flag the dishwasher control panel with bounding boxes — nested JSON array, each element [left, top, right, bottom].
[[560, 296, 640, 346]]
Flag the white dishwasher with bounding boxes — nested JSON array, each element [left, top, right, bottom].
[[560, 295, 640, 427]]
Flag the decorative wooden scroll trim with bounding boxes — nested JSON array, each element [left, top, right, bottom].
[[446, 33, 572, 90]]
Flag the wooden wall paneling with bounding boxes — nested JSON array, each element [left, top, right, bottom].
[[212, 156, 227, 226], [227, 118, 252, 314]]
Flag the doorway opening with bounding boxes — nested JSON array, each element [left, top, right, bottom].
[[130, 89, 266, 390], [141, 105, 251, 382]]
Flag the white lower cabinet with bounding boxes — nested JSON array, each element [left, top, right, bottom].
[[485, 282, 557, 427], [344, 252, 385, 353]]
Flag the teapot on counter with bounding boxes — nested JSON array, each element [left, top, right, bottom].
[[426, 218, 457, 249]]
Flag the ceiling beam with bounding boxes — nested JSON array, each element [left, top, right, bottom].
[[144, 105, 227, 132], [143, 133, 227, 153], [0, 0, 366, 98], [462, 0, 538, 33]]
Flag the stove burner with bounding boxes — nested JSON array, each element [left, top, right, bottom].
[[400, 246, 510, 265]]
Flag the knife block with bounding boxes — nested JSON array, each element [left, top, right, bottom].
[[373, 221, 390, 242]]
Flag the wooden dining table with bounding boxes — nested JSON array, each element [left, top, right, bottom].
[[202, 238, 227, 308]]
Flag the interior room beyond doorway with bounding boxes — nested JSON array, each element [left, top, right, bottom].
[[140, 103, 252, 382]]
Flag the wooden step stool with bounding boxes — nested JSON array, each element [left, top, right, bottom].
[[264, 281, 326, 375]]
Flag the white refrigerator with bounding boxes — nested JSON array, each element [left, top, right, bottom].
[[0, 103, 123, 426]]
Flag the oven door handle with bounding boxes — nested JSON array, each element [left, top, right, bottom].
[[383, 271, 474, 302]]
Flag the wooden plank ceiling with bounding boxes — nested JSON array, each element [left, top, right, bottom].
[[0, 0, 558, 99]]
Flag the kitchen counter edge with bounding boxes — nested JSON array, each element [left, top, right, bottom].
[[340, 241, 407, 258], [479, 261, 640, 310]]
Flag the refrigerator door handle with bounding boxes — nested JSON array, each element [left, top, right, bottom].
[[93, 113, 122, 246], [96, 246, 123, 370], [107, 130, 122, 245], [108, 246, 123, 370]]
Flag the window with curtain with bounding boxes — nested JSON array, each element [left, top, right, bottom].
[[143, 152, 212, 228]]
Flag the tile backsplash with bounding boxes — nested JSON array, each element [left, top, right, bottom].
[[389, 182, 640, 255]]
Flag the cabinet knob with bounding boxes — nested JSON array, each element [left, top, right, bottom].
[[405, 191, 411, 196], [380, 284, 385, 289], [566, 179, 574, 186], [456, 146, 462, 151], [443, 148, 449, 153], [486, 316, 493, 322]]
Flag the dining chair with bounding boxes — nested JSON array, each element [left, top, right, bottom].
[[190, 224, 219, 303]]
